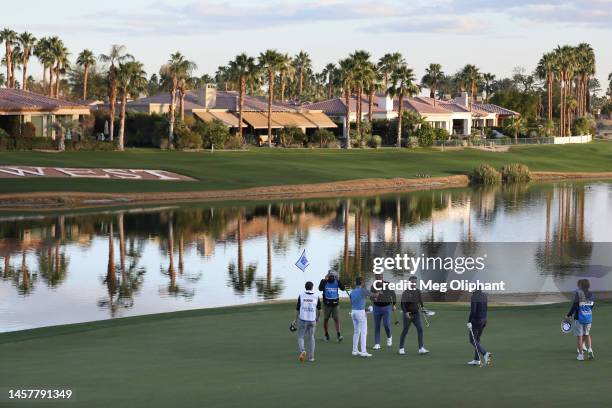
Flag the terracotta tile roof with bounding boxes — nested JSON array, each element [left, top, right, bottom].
[[402, 97, 453, 114], [0, 88, 89, 112], [473, 103, 519, 116], [129, 90, 295, 112], [303, 96, 384, 116]]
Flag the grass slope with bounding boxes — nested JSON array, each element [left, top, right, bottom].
[[0, 301, 610, 407], [1, 141, 612, 194]]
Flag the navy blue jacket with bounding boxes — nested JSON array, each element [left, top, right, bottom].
[[468, 290, 488, 322]]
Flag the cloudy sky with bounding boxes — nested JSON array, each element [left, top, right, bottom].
[[6, 0, 612, 89]]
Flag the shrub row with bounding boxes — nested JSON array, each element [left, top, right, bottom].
[[471, 163, 532, 185]]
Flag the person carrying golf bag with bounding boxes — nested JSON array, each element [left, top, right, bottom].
[[370, 273, 397, 349], [566, 279, 595, 361], [399, 276, 429, 355], [292, 281, 321, 362], [467, 289, 492, 366], [349, 277, 377, 357], [318, 270, 345, 342]]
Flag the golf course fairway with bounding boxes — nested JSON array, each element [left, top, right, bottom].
[[0, 301, 609, 407]]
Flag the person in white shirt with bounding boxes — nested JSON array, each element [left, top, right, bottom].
[[292, 281, 321, 362]]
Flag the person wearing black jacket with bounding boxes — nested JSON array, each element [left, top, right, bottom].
[[467, 289, 491, 365], [370, 273, 396, 349], [399, 276, 429, 355], [318, 270, 346, 342]]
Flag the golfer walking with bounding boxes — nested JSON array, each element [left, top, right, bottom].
[[566, 279, 595, 361], [293, 281, 321, 362], [399, 276, 429, 355], [318, 270, 345, 342], [467, 289, 491, 365], [370, 273, 396, 349], [349, 277, 376, 357]]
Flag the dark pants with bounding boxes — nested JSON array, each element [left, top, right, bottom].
[[399, 312, 423, 349], [373, 305, 392, 344], [469, 319, 487, 360]]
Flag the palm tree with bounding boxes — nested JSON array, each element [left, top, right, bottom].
[[460, 64, 482, 108], [349, 50, 373, 138], [339, 57, 356, 149], [482, 73, 495, 104], [422, 63, 444, 105], [377, 52, 403, 89], [76, 49, 96, 100], [34, 37, 53, 90], [536, 53, 556, 122], [608, 72, 612, 102], [0, 73, 4, 87], [387, 62, 417, 148], [117, 61, 147, 151], [159, 52, 196, 148], [258, 50, 284, 147], [574, 43, 595, 116], [277, 53, 294, 102], [504, 116, 526, 142], [8, 45, 22, 88], [48, 37, 69, 97], [50, 118, 79, 151], [17, 32, 36, 90], [322, 63, 336, 99], [100, 45, 133, 141], [0, 28, 17, 87], [293, 51, 312, 99], [553, 45, 577, 136], [229, 54, 257, 143]]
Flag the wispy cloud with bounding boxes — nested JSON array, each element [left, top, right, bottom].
[[33, 0, 612, 36]]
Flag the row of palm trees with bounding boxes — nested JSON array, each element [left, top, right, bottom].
[[536, 44, 596, 136]]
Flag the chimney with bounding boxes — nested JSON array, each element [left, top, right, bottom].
[[456, 91, 469, 108], [377, 93, 393, 112], [197, 83, 217, 109]]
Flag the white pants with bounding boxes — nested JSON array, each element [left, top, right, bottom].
[[351, 310, 368, 353]]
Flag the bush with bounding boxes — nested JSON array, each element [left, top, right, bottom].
[[434, 127, 450, 141], [224, 134, 243, 150], [415, 124, 436, 147], [14, 137, 55, 150], [472, 164, 502, 185], [65, 139, 118, 151], [369, 135, 382, 148], [407, 136, 419, 149], [176, 131, 202, 150], [0, 128, 11, 150], [279, 126, 305, 147], [501, 163, 531, 183], [311, 129, 335, 147], [572, 117, 592, 135], [192, 119, 230, 149], [22, 122, 36, 138]]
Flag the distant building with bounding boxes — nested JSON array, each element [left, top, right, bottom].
[[128, 84, 337, 136], [303, 92, 519, 137], [0, 89, 90, 137]]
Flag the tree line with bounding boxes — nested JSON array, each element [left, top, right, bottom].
[[2, 26, 611, 151]]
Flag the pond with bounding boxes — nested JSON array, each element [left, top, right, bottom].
[[1, 181, 611, 331]]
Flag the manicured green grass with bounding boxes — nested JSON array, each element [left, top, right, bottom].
[[0, 301, 609, 407], [1, 141, 612, 194]]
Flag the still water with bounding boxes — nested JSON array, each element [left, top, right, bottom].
[[1, 181, 611, 331]]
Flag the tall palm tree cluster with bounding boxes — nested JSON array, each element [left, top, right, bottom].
[[537, 44, 596, 136]]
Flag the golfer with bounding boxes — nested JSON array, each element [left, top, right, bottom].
[[349, 277, 377, 357], [293, 281, 321, 362], [399, 275, 429, 355], [318, 270, 345, 342], [467, 289, 491, 365], [370, 273, 396, 349], [566, 279, 595, 361]]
